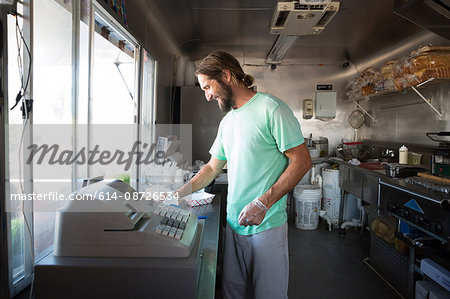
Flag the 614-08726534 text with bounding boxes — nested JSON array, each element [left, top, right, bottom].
[[9, 191, 180, 202]]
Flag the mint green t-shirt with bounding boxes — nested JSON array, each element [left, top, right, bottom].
[[209, 92, 305, 235]]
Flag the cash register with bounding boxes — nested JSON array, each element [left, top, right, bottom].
[[35, 179, 204, 299], [54, 179, 198, 258]]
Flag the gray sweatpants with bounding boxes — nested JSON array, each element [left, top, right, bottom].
[[222, 222, 289, 299]]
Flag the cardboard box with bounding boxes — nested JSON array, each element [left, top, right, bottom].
[[420, 258, 450, 292], [415, 280, 431, 299], [416, 280, 450, 299]]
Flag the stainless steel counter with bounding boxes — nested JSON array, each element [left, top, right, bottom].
[[329, 157, 448, 200], [188, 194, 222, 299], [328, 157, 386, 206], [34, 195, 222, 299], [328, 157, 389, 179]]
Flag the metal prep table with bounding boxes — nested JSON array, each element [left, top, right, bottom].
[[33, 194, 222, 299]]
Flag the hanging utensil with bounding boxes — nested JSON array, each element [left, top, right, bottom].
[[348, 109, 365, 142]]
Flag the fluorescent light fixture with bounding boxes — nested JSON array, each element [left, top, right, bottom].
[[299, 0, 331, 4], [266, 35, 299, 64]]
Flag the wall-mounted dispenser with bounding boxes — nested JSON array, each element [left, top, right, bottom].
[[303, 99, 313, 119], [315, 91, 336, 119]]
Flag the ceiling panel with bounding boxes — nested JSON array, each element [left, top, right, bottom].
[[132, 0, 441, 65], [189, 0, 275, 9], [191, 10, 274, 45]]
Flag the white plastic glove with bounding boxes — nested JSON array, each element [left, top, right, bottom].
[[238, 198, 269, 227], [159, 191, 183, 206]]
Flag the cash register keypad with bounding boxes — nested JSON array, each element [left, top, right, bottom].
[[155, 206, 191, 240]]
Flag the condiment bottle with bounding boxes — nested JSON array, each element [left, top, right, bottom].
[[399, 145, 408, 164]]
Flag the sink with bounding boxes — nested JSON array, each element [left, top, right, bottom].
[[358, 162, 385, 170], [364, 158, 379, 163], [362, 156, 397, 164]]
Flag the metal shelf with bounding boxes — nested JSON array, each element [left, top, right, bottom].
[[349, 78, 448, 119], [410, 80, 442, 118], [352, 99, 376, 124]]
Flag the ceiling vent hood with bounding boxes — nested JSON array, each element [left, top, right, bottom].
[[270, 1, 340, 35], [394, 0, 450, 40]]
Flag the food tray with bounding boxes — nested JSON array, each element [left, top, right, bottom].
[[184, 191, 215, 207], [186, 196, 213, 207]]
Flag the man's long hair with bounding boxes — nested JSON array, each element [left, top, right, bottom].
[[195, 51, 254, 88]]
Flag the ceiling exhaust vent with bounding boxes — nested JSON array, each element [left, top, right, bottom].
[[270, 1, 340, 35]]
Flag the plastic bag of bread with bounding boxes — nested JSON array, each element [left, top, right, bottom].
[[371, 217, 409, 255], [362, 85, 375, 96], [394, 74, 422, 90], [383, 79, 395, 91], [360, 67, 382, 86], [381, 60, 397, 80], [371, 218, 391, 238], [417, 44, 450, 54], [376, 60, 395, 91], [410, 53, 450, 80], [383, 226, 396, 244], [371, 218, 381, 237], [394, 238, 409, 255], [393, 57, 413, 77], [346, 78, 362, 100]]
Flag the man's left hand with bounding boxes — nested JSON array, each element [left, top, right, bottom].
[[238, 198, 269, 227]]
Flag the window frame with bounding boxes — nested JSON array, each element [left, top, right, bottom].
[[2, 0, 158, 295], [5, 0, 35, 296], [89, 1, 141, 188]]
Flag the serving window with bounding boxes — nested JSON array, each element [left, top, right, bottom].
[[4, 0, 156, 296]]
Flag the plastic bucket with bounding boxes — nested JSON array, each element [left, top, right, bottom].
[[294, 185, 322, 230]]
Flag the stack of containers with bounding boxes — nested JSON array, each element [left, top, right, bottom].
[[321, 169, 341, 227]]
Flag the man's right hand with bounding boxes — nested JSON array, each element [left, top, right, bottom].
[[238, 198, 269, 227]]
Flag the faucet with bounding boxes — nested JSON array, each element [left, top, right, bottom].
[[370, 145, 395, 158], [383, 149, 395, 158]]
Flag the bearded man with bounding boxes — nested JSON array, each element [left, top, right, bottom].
[[176, 51, 311, 299]]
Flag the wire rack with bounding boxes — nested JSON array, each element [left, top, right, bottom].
[[369, 232, 412, 298]]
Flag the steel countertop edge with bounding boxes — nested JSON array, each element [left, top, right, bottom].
[[188, 193, 222, 299], [329, 157, 450, 201]]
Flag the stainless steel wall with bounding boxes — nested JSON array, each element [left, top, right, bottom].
[[242, 31, 450, 154], [181, 50, 448, 158], [126, 1, 449, 151], [124, 0, 449, 153], [353, 29, 450, 147], [243, 64, 449, 154], [364, 84, 449, 146], [244, 63, 357, 155], [355, 30, 450, 145]]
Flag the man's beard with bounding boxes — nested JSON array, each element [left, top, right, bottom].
[[214, 79, 234, 112]]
